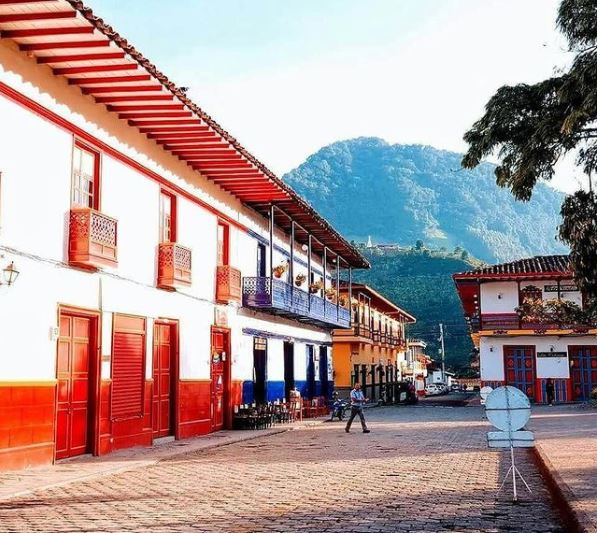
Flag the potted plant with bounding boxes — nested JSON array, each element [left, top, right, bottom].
[[295, 273, 306, 287], [339, 296, 347, 308], [325, 287, 337, 301], [309, 280, 323, 294], [272, 263, 287, 279]]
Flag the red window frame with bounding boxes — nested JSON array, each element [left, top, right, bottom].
[[71, 140, 100, 210], [159, 190, 177, 243], [217, 221, 229, 266]]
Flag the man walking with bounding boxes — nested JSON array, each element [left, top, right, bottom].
[[345, 382, 370, 433]]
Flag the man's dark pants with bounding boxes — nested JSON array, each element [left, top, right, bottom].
[[345, 406, 368, 431]]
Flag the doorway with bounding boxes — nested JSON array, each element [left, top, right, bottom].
[[257, 243, 267, 277], [306, 345, 315, 399], [152, 321, 178, 439], [283, 342, 295, 401], [319, 346, 329, 399], [55, 309, 99, 460], [570, 345, 597, 401], [253, 337, 267, 404], [504, 346, 536, 401], [211, 328, 230, 431]]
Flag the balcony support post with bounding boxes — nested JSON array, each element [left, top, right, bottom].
[[336, 254, 341, 321], [323, 247, 327, 314], [516, 279, 521, 329], [348, 267, 353, 327], [269, 204, 274, 282], [290, 220, 295, 300], [308, 234, 312, 311]]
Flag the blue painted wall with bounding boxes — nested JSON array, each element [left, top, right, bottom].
[[266, 381, 286, 402], [242, 381, 254, 404]]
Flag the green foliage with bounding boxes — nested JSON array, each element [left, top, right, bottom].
[[516, 296, 597, 327], [463, 0, 597, 297], [559, 191, 597, 297], [350, 246, 478, 369], [283, 139, 566, 263]]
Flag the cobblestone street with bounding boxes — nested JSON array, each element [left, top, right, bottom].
[[0, 407, 565, 533]]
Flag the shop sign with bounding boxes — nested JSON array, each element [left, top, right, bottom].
[[544, 284, 578, 293], [537, 351, 567, 358]]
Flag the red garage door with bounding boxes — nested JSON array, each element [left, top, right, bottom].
[[111, 315, 146, 420]]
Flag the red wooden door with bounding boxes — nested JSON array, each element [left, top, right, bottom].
[[152, 322, 175, 438], [56, 314, 92, 459], [570, 345, 597, 402], [504, 346, 536, 401], [211, 330, 229, 431]]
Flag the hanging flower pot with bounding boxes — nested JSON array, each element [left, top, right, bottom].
[[309, 280, 323, 294], [325, 287, 337, 302], [295, 273, 306, 287], [273, 264, 286, 278]]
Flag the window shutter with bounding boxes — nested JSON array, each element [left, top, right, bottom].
[[111, 316, 146, 419]]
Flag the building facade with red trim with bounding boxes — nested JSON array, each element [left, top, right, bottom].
[[0, 0, 368, 471], [453, 255, 597, 403]]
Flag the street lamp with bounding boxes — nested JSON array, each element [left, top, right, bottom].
[[1, 260, 19, 287]]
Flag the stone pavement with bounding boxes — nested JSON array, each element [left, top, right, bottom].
[[0, 406, 565, 533], [530, 405, 597, 533], [0, 426, 294, 501]]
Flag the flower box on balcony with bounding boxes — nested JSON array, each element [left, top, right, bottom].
[[157, 243, 192, 289], [68, 207, 118, 269], [216, 265, 241, 304]]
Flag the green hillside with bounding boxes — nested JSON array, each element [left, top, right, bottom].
[[351, 245, 479, 370], [284, 138, 567, 263]]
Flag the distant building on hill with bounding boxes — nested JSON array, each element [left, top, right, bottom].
[[453, 255, 597, 404]]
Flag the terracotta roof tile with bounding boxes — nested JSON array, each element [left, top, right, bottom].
[[453, 255, 571, 279]]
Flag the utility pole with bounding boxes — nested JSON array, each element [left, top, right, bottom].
[[439, 323, 446, 383]]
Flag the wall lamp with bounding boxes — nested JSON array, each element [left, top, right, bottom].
[[0, 259, 19, 287]]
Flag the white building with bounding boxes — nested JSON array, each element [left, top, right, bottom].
[[0, 1, 367, 470], [454, 256, 597, 403]]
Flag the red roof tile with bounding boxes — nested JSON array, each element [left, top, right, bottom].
[[453, 255, 571, 279]]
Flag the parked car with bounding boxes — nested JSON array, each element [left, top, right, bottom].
[[425, 384, 443, 396], [451, 383, 460, 392]]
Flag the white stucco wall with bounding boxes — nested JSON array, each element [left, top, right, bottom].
[[0, 40, 335, 387], [480, 279, 583, 315], [479, 335, 597, 381]]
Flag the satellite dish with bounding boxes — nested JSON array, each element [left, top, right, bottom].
[[485, 386, 531, 432], [484, 386, 534, 502]]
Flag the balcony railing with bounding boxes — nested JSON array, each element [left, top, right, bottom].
[[242, 277, 350, 328], [69, 207, 117, 269], [157, 243, 192, 289], [479, 313, 590, 332], [216, 265, 242, 304]]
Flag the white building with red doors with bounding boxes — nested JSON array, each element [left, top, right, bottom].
[[453, 256, 597, 404], [0, 1, 368, 471]]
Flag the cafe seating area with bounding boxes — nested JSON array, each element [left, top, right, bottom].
[[232, 396, 330, 430]]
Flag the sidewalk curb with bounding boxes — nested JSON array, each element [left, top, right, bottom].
[[532, 443, 596, 533], [0, 419, 325, 503]]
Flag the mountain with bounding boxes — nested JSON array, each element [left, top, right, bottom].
[[283, 138, 568, 263], [351, 246, 477, 370]]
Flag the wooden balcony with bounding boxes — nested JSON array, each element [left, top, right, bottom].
[[478, 313, 590, 333], [216, 265, 241, 304], [68, 207, 117, 269], [242, 277, 351, 329], [333, 324, 372, 343], [157, 243, 192, 289]]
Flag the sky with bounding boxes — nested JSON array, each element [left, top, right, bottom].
[[89, 0, 583, 192]]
